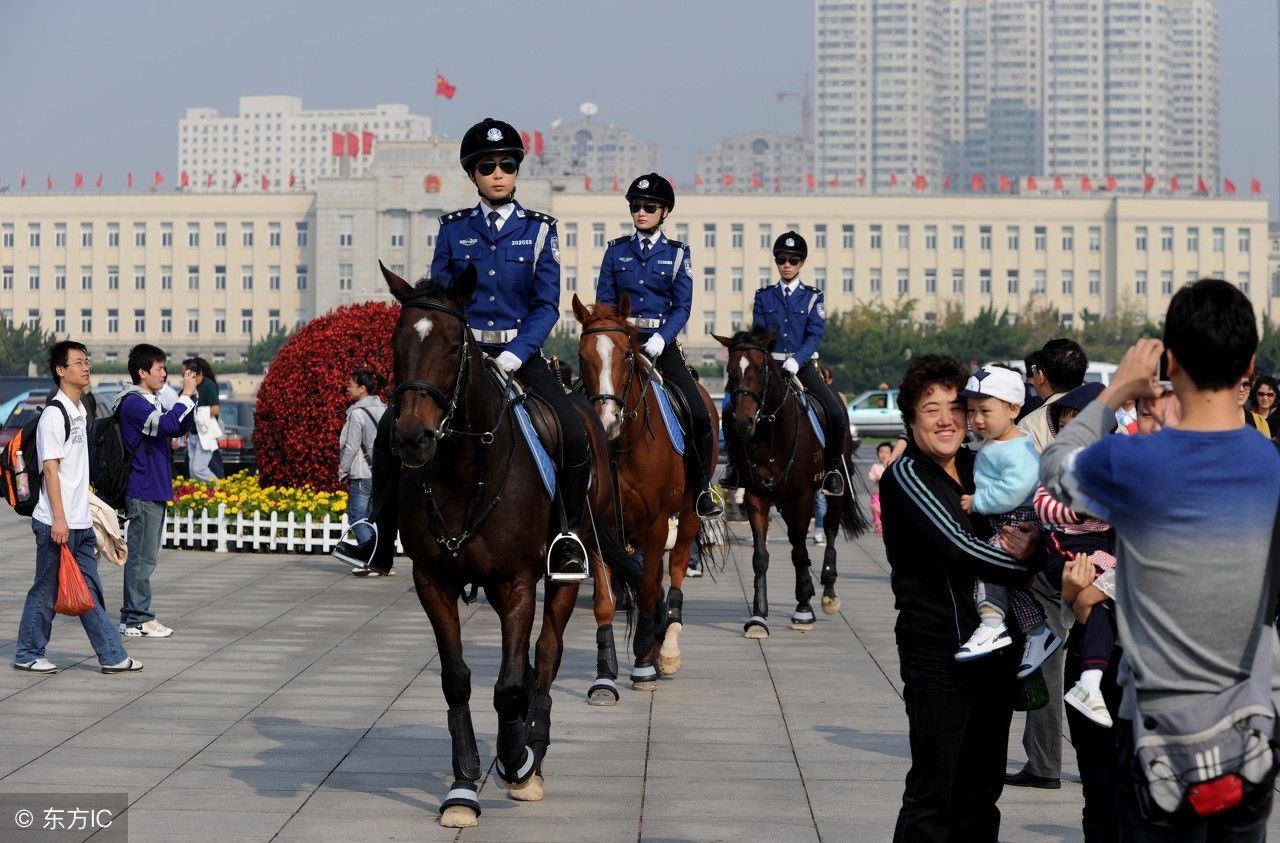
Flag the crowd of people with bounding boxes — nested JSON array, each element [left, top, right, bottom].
[[882, 279, 1280, 842]]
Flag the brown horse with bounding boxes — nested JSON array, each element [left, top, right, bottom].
[[381, 263, 634, 828], [715, 327, 868, 638], [573, 294, 721, 700]]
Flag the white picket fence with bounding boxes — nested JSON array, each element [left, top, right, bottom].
[[162, 504, 403, 555]]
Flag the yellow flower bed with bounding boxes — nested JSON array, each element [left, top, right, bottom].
[[169, 474, 348, 521]]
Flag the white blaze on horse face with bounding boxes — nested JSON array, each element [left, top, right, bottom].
[[414, 316, 433, 342], [595, 334, 620, 437], [738, 356, 749, 374]]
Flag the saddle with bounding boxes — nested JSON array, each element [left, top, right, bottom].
[[783, 377, 829, 447], [484, 364, 559, 498], [638, 357, 689, 456]]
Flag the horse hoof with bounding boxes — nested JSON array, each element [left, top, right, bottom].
[[658, 623, 683, 676], [658, 653, 682, 676], [744, 619, 770, 639], [631, 679, 658, 691], [588, 679, 620, 706], [440, 806, 479, 828], [790, 622, 815, 632], [822, 595, 842, 615], [508, 774, 544, 802]]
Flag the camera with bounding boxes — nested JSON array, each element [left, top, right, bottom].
[[1157, 350, 1172, 391]]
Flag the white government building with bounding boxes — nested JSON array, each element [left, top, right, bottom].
[[0, 139, 1268, 367]]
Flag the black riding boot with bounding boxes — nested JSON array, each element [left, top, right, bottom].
[[548, 456, 590, 582], [719, 409, 741, 489], [689, 422, 722, 518]]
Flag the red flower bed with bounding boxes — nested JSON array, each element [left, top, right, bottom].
[[255, 301, 397, 490]]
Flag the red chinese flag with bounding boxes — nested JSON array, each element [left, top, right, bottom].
[[233, 170, 243, 188], [695, 174, 704, 187], [180, 171, 190, 188], [1081, 175, 1093, 192], [722, 173, 734, 187], [46, 175, 52, 191], [806, 172, 815, 190], [534, 131, 544, 157], [773, 176, 781, 192], [346, 132, 359, 157], [829, 174, 839, 187], [1196, 176, 1208, 195], [331, 132, 344, 157], [612, 176, 620, 192], [153, 170, 164, 187], [520, 131, 530, 152], [998, 174, 1010, 192], [206, 172, 214, 188], [435, 74, 457, 100], [95, 174, 103, 189], [289, 172, 296, 188], [1170, 176, 1180, 193], [750, 172, 761, 189], [914, 174, 927, 191], [583, 174, 592, 191], [857, 171, 867, 187], [888, 172, 897, 187], [1104, 175, 1116, 192], [19, 173, 26, 189], [361, 131, 374, 155], [1026, 175, 1038, 191], [1053, 175, 1063, 192], [261, 174, 268, 191], [971, 173, 984, 192], [1251, 178, 1262, 194], [1223, 178, 1237, 195], [1143, 174, 1155, 193], [74, 172, 84, 189], [943, 174, 951, 191], [127, 172, 133, 189]]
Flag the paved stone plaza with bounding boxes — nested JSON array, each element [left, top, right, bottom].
[[0, 508, 1276, 842]]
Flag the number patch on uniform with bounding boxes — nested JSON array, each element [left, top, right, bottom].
[[683, 257, 692, 275]]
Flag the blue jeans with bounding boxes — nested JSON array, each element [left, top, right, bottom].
[[122, 498, 166, 627], [813, 489, 827, 531], [17, 522, 128, 666], [348, 478, 373, 544]]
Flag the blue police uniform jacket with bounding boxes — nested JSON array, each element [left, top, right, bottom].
[[596, 232, 692, 345], [752, 282, 826, 365], [430, 202, 561, 364]]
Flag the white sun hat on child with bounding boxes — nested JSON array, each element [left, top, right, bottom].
[[959, 364, 1025, 406]]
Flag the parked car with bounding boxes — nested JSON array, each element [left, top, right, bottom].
[[0, 389, 46, 434], [0, 396, 47, 449], [846, 388, 904, 438], [172, 399, 257, 476]]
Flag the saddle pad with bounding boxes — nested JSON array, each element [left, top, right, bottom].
[[654, 384, 686, 456], [804, 395, 826, 448], [509, 387, 556, 499]]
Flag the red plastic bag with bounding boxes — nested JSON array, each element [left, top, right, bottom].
[[54, 544, 94, 616]]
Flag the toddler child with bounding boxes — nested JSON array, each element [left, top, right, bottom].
[[867, 441, 894, 533]]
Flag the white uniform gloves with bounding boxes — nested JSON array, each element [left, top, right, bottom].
[[496, 351, 522, 375], [782, 357, 800, 375], [643, 335, 666, 358]]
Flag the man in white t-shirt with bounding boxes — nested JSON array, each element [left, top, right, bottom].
[[13, 341, 142, 674]]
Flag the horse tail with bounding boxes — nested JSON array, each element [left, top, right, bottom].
[[695, 515, 729, 575], [595, 524, 640, 630], [838, 457, 871, 540]]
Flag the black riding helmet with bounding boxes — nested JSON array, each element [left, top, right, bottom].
[[625, 173, 675, 211], [459, 118, 526, 172], [773, 231, 808, 260]]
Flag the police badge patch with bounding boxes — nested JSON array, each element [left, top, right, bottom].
[[460, 238, 478, 246], [638, 179, 650, 189], [817, 299, 826, 318], [785, 237, 795, 247], [486, 127, 503, 142], [683, 256, 692, 275], [550, 235, 560, 262]]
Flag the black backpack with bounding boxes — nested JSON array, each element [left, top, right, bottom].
[[88, 401, 139, 511], [1, 402, 70, 517]]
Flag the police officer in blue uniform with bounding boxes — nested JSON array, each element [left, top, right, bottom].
[[596, 173, 721, 518], [333, 117, 590, 581], [722, 231, 847, 496]]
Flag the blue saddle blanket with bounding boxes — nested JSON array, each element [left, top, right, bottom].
[[507, 384, 556, 499], [653, 383, 686, 456], [794, 390, 825, 447]]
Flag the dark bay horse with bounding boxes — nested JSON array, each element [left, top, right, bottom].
[[381, 263, 633, 828], [573, 295, 721, 700], [715, 327, 868, 638]]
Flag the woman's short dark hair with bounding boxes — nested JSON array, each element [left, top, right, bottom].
[[350, 367, 381, 393], [1250, 374, 1278, 409], [182, 356, 216, 384], [898, 354, 968, 430]]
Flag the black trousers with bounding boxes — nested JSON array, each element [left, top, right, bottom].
[[650, 339, 712, 488], [1064, 625, 1123, 842], [894, 647, 1015, 843], [364, 352, 590, 567]]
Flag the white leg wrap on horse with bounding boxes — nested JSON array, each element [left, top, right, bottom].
[[630, 662, 658, 681]]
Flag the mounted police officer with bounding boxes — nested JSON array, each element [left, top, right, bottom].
[[722, 231, 847, 496], [596, 173, 722, 518], [333, 117, 590, 581]]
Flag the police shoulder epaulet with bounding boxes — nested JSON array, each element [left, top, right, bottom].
[[522, 210, 557, 224], [666, 239, 685, 249], [438, 208, 472, 225], [608, 235, 630, 247], [801, 283, 819, 294]]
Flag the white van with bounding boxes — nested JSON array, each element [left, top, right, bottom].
[[995, 360, 1115, 387]]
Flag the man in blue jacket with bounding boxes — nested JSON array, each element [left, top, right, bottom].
[[596, 173, 720, 518], [116, 344, 198, 637]]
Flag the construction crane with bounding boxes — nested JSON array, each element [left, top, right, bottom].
[[776, 73, 813, 142]]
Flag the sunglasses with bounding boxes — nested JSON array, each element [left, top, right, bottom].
[[475, 158, 519, 176], [1258, 391, 1276, 398], [774, 255, 802, 266], [629, 201, 661, 214]]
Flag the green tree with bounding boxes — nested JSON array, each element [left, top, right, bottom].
[[542, 326, 580, 370], [243, 324, 294, 375], [0, 320, 57, 376], [1258, 315, 1280, 375]]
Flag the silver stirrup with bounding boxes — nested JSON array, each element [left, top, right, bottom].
[[332, 519, 378, 568], [546, 532, 589, 582]]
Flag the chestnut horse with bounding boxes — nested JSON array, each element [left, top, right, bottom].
[[381, 264, 634, 828], [715, 327, 868, 638], [573, 295, 721, 701]]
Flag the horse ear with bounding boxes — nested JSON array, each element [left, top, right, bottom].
[[571, 294, 590, 325], [763, 331, 779, 350], [452, 263, 479, 306], [618, 293, 632, 321], [712, 334, 734, 349], [380, 260, 413, 303]]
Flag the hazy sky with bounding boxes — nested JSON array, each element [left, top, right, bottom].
[[2, 0, 1276, 212]]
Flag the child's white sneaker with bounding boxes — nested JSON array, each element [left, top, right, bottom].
[[1065, 682, 1113, 728], [955, 624, 1013, 661], [1017, 626, 1063, 678]]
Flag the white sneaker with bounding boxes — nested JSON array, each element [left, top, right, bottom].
[[955, 624, 1012, 661], [1017, 627, 1063, 678], [121, 620, 174, 638], [1065, 683, 1113, 728], [13, 658, 57, 673], [811, 532, 826, 545]]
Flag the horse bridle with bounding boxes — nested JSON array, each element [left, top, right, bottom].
[[392, 296, 472, 441], [580, 323, 645, 424], [728, 342, 788, 425]]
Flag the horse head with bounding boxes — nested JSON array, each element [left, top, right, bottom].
[[573, 293, 638, 441], [381, 260, 478, 468], [714, 326, 778, 440]]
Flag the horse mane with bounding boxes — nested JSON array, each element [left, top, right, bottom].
[[410, 276, 452, 301], [727, 325, 775, 351], [582, 301, 639, 341]]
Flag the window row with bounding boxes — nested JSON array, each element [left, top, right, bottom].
[[0, 265, 308, 291], [7, 307, 282, 336], [1, 222, 309, 249]]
